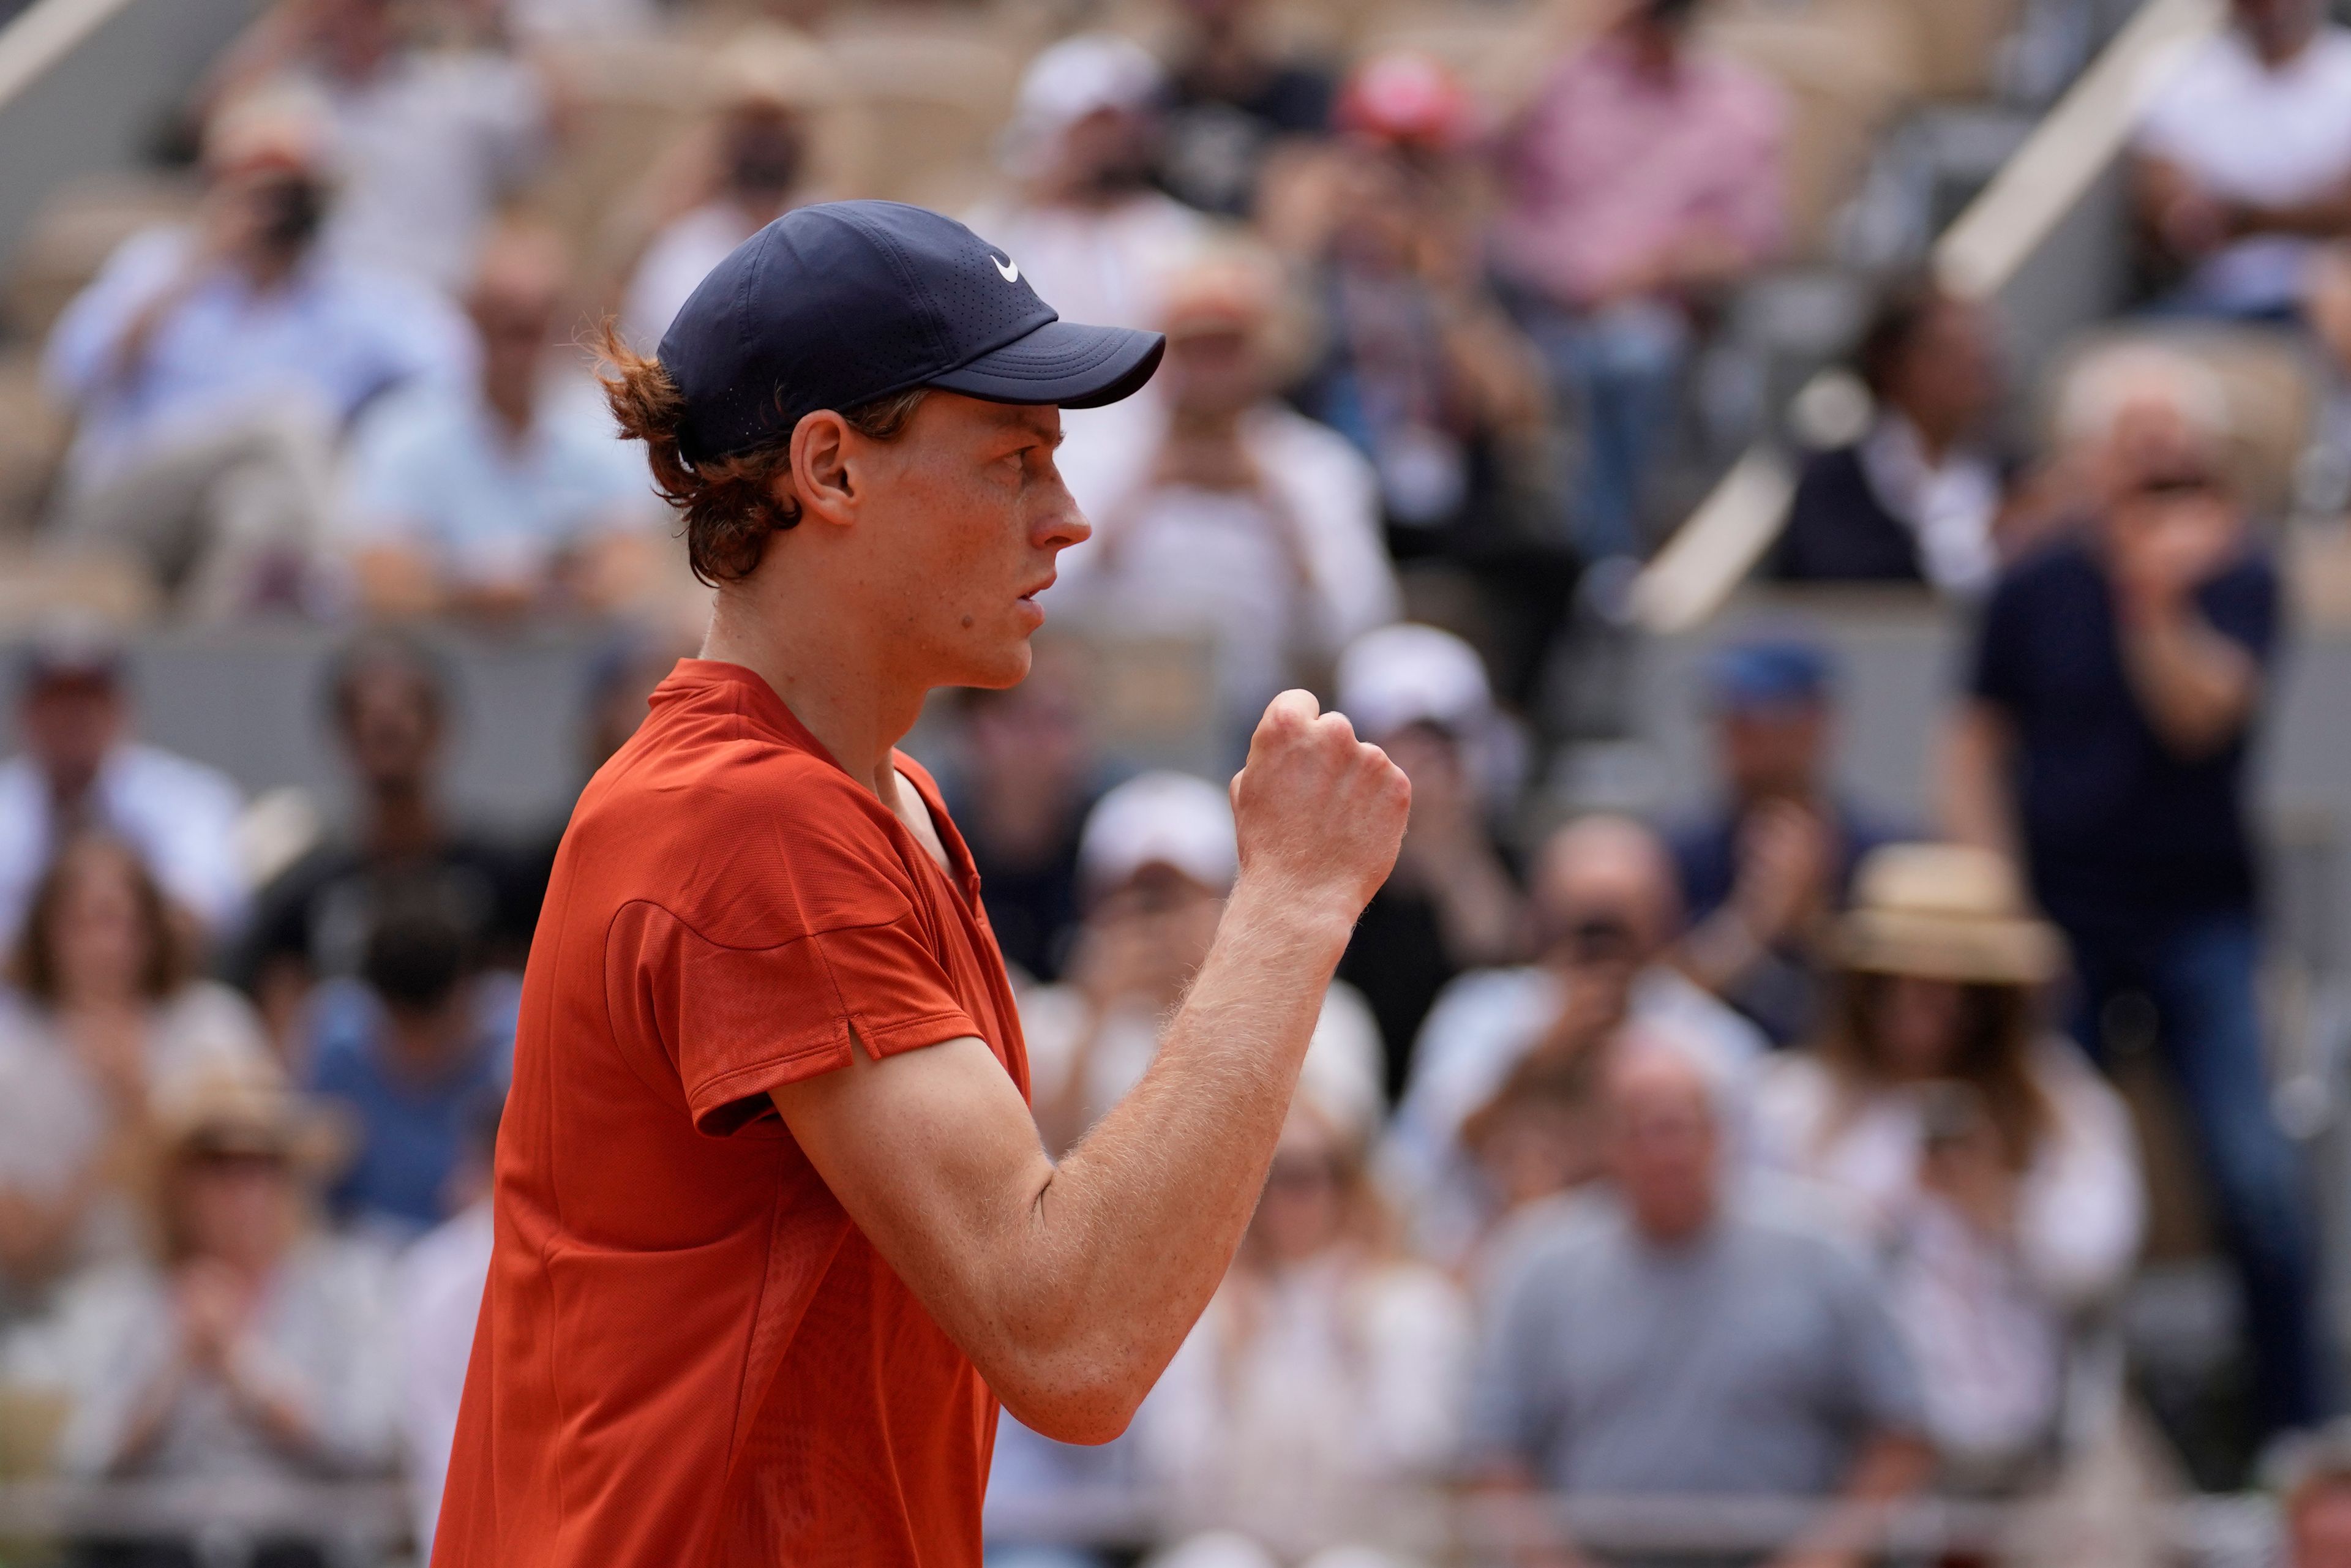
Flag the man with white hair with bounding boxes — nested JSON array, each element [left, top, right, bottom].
[[42, 90, 472, 618], [1944, 343, 2322, 1438], [1386, 812, 1764, 1265], [1468, 1035, 1932, 1558]]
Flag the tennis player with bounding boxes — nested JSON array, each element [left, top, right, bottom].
[[430, 200, 1411, 1567]]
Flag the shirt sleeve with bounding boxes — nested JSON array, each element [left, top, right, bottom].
[[1460, 1240, 1559, 1473], [40, 227, 190, 408], [607, 806, 983, 1135]]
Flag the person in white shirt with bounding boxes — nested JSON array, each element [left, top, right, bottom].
[[992, 770, 1390, 1565], [2134, 0, 2351, 318], [1020, 770, 1385, 1156], [1135, 1079, 1469, 1568], [618, 27, 830, 351], [1053, 251, 1400, 746], [206, 0, 551, 293], [339, 223, 661, 618], [1777, 279, 2006, 595], [42, 91, 474, 621], [0, 629, 247, 947], [968, 34, 1218, 471], [1753, 843, 2144, 1484], [1385, 813, 1767, 1268]]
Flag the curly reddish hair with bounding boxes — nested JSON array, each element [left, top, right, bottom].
[[599, 324, 928, 586]]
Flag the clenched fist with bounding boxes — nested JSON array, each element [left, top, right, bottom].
[[1229, 690, 1411, 925]]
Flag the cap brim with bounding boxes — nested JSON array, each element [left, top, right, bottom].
[[928, 319, 1165, 409]]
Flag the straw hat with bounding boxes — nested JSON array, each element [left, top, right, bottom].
[[1834, 843, 2066, 986], [151, 1060, 351, 1175]]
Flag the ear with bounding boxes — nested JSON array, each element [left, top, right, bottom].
[[789, 410, 857, 528]]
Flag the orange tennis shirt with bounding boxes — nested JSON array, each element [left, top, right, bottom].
[[432, 659, 1029, 1568]]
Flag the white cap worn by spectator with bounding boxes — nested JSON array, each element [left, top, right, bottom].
[[1048, 770, 1384, 1141], [1078, 769, 1239, 895], [1334, 622, 1523, 812], [1335, 623, 1493, 741], [1002, 33, 1165, 177]]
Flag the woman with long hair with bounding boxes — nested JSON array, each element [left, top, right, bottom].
[[0, 835, 269, 1318], [1755, 843, 2144, 1484]]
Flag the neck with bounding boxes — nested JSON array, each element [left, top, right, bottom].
[[483, 368, 537, 439], [702, 582, 928, 797], [367, 786, 438, 856]]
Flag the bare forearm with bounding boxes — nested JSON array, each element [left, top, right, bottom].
[[1005, 878, 1354, 1431], [1938, 707, 2015, 856], [2118, 606, 2255, 757]]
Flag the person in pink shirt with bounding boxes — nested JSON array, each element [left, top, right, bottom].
[[1494, 0, 1787, 563]]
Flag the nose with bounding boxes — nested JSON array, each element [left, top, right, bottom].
[[1033, 474, 1092, 552]]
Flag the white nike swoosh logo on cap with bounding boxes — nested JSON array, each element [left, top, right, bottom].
[[992, 253, 1019, 283]]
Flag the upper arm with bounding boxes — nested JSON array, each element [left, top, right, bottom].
[[769, 1034, 1059, 1391]]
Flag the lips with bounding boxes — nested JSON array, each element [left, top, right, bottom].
[[1017, 573, 1056, 601]]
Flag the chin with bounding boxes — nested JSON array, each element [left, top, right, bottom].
[[947, 636, 1034, 692]]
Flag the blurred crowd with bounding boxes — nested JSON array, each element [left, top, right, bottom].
[[5, 0, 2351, 1561]]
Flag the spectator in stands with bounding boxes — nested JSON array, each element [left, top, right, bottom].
[[1054, 250, 1399, 745], [41, 91, 473, 622], [339, 223, 658, 620], [1387, 814, 1765, 1267], [26, 1062, 398, 1553], [1468, 1037, 1933, 1553], [1669, 637, 1899, 1048], [1943, 343, 2322, 1437], [1020, 771, 1384, 1157], [1333, 625, 1527, 1100], [1135, 1083, 1470, 1567], [395, 1090, 500, 1556], [205, 0, 552, 292], [1285, 53, 1570, 708], [306, 906, 509, 1238], [978, 36, 1212, 336], [948, 642, 1101, 986], [1774, 280, 2008, 595], [0, 625, 247, 947], [1755, 844, 2144, 1483], [2134, 0, 2351, 319], [0, 837, 270, 1322], [619, 28, 828, 350], [239, 634, 534, 1052], [1493, 0, 1787, 564], [1153, 0, 1335, 219]]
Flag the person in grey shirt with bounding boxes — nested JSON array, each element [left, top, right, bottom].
[[1466, 1033, 1933, 1564]]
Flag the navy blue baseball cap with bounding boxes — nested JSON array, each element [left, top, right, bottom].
[[1705, 637, 1834, 711], [657, 200, 1166, 465]]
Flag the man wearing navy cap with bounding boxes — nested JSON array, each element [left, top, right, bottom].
[[1667, 637, 1899, 1046], [432, 201, 1410, 1567]]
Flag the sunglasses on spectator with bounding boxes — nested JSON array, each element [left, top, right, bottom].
[[2129, 471, 2221, 500]]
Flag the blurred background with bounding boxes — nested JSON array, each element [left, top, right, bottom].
[[7, 0, 2351, 1561]]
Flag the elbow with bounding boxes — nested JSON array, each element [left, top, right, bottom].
[[988, 1340, 1156, 1447]]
